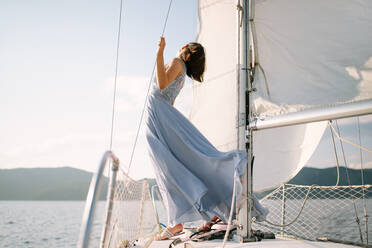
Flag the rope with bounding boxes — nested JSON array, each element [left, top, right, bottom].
[[328, 121, 341, 186], [329, 124, 372, 153], [255, 62, 271, 100], [251, 163, 365, 229], [334, 120, 364, 243], [335, 120, 356, 186], [126, 0, 174, 175], [221, 171, 238, 247], [150, 186, 162, 232], [247, 121, 355, 231], [252, 184, 315, 228], [106, 0, 125, 183], [357, 117, 369, 245], [109, 0, 124, 152]]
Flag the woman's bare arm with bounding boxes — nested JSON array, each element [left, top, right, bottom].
[[156, 37, 183, 90]]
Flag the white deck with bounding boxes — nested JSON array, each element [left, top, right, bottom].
[[148, 237, 359, 248]]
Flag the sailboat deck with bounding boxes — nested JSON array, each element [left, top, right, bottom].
[[149, 237, 357, 248]]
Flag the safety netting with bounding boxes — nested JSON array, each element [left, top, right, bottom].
[[252, 184, 371, 242], [101, 170, 159, 248]]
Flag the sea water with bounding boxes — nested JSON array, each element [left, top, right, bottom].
[[0, 200, 371, 248], [0, 201, 95, 248]]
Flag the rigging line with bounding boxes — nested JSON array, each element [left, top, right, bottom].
[[255, 62, 271, 100], [150, 186, 162, 232], [107, 0, 124, 183], [328, 121, 340, 186], [329, 124, 372, 153], [357, 117, 366, 187], [126, 0, 174, 175], [250, 184, 315, 228], [109, 0, 124, 152], [357, 117, 369, 245], [222, 170, 238, 247], [334, 120, 364, 244]]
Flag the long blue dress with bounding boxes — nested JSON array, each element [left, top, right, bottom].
[[145, 59, 267, 226]]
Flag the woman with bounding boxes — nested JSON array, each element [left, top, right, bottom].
[[146, 37, 266, 240]]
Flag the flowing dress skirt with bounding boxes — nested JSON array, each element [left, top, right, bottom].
[[146, 86, 267, 226]]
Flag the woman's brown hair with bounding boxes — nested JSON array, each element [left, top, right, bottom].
[[180, 42, 205, 82]]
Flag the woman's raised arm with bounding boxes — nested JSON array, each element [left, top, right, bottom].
[[156, 37, 183, 90]]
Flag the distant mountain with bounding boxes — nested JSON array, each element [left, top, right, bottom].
[[255, 166, 372, 198], [0, 166, 370, 201], [288, 166, 372, 186], [0, 167, 107, 201]]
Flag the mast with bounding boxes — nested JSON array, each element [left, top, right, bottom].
[[237, 0, 255, 242]]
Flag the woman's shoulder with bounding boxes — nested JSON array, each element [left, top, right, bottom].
[[169, 57, 184, 68], [167, 57, 185, 77]]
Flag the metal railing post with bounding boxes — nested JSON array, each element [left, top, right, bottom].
[[100, 158, 120, 248], [77, 151, 120, 248]]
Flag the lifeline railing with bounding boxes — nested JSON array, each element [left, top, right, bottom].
[[253, 183, 371, 243], [77, 151, 120, 248]]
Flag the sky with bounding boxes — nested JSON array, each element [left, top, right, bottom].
[[0, 0, 199, 180], [1, 0, 371, 180]]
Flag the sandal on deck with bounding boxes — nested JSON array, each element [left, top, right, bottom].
[[196, 216, 222, 232]]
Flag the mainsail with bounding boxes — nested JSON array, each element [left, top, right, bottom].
[[191, 0, 372, 191]]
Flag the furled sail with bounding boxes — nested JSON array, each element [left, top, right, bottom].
[[191, 0, 372, 191]]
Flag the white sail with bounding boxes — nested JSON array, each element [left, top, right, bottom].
[[252, 121, 327, 190], [192, 0, 372, 191], [191, 0, 239, 152], [252, 0, 372, 117]]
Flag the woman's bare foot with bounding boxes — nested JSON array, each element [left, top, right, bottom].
[[154, 224, 183, 240]]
